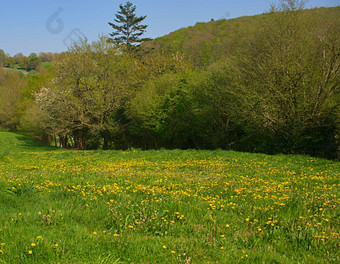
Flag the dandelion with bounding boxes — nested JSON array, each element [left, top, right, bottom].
[[31, 243, 36, 247], [28, 250, 32, 255], [113, 234, 120, 237], [171, 250, 176, 254], [226, 224, 230, 228], [37, 236, 43, 240], [93, 231, 97, 235], [162, 245, 167, 249]]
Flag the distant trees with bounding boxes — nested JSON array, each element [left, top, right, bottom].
[[0, 49, 6, 67], [0, 69, 27, 129], [0, 50, 54, 71], [38, 52, 56, 62], [13, 53, 24, 64], [5, 56, 15, 68], [108, 1, 149, 50], [18, 56, 30, 70], [28, 53, 41, 71]]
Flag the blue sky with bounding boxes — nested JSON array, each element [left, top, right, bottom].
[[1, 0, 339, 55]]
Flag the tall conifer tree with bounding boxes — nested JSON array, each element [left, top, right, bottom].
[[108, 1, 149, 49]]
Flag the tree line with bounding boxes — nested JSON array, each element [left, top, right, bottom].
[[0, 1, 339, 159], [0, 51, 56, 71]]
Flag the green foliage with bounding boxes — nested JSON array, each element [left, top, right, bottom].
[[17, 69, 54, 133], [28, 53, 42, 71], [108, 1, 149, 50], [232, 6, 340, 157], [0, 69, 27, 129], [0, 49, 6, 67], [149, 7, 340, 68]]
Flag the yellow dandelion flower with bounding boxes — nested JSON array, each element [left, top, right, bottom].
[[28, 250, 33, 255], [162, 245, 167, 249], [31, 243, 36, 247]]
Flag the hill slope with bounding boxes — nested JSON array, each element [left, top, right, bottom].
[[149, 6, 340, 67]]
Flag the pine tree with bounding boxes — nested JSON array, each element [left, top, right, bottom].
[[108, 1, 149, 49]]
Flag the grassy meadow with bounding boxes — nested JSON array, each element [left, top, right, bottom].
[[0, 132, 339, 263]]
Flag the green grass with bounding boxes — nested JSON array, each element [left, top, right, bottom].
[[41, 62, 52, 68], [0, 132, 339, 263]]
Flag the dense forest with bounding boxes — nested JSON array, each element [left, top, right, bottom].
[[0, 3, 339, 159]]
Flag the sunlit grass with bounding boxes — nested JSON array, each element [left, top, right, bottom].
[[0, 132, 339, 263]]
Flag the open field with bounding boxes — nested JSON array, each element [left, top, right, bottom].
[[0, 132, 339, 263]]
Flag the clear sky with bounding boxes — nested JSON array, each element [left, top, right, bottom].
[[1, 0, 339, 56]]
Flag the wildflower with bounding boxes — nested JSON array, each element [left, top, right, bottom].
[[171, 250, 176, 254], [113, 234, 120, 237], [162, 245, 167, 249], [37, 236, 43, 240], [93, 231, 97, 235], [31, 243, 36, 247], [226, 224, 230, 228], [28, 250, 33, 255]]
